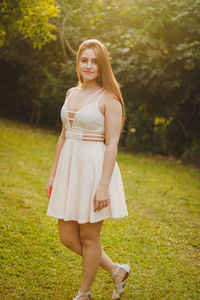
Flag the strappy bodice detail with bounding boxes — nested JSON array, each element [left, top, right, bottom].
[[66, 86, 103, 113], [61, 86, 106, 142], [47, 86, 128, 224]]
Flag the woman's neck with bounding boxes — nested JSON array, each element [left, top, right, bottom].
[[81, 80, 100, 90]]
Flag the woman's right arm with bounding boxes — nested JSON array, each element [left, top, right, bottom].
[[45, 123, 66, 198], [46, 87, 75, 198]]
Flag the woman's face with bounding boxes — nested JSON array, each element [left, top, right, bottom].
[[78, 48, 99, 83]]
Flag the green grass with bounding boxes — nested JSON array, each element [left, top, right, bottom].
[[0, 117, 199, 300]]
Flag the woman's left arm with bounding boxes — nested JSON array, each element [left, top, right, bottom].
[[93, 94, 122, 212]]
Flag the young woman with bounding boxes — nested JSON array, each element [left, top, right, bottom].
[[46, 39, 130, 300]]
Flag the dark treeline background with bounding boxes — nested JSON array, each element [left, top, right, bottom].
[[0, 0, 200, 164]]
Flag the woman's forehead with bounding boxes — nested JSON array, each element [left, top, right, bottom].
[[80, 48, 97, 59]]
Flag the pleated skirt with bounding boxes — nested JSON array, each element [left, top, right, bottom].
[[46, 139, 128, 224]]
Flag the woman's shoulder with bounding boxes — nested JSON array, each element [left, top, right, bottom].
[[99, 91, 122, 120], [102, 90, 121, 109], [65, 86, 79, 98]]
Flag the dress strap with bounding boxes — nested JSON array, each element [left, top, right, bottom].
[[66, 87, 103, 111], [83, 87, 103, 105], [95, 90, 106, 104], [65, 86, 79, 103]]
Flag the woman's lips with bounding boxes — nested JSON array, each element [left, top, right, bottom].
[[84, 71, 93, 74]]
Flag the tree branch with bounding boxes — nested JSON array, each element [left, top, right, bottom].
[[59, 28, 68, 65], [178, 119, 189, 139], [58, 15, 76, 64], [64, 37, 76, 55]]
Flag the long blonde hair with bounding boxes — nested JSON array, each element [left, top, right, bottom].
[[76, 39, 126, 131]]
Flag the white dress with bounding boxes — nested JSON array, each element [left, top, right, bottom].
[[46, 86, 128, 224]]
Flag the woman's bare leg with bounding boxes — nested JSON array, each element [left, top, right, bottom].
[[78, 221, 103, 297], [58, 219, 116, 275], [58, 219, 127, 297]]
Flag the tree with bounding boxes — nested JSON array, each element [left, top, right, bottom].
[[0, 0, 200, 163], [0, 0, 60, 48]]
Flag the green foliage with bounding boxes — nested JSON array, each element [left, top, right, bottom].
[[0, 0, 60, 48], [0, 0, 200, 163]]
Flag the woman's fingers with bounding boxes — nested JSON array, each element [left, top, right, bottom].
[[49, 186, 52, 197], [46, 186, 52, 199], [101, 200, 107, 209], [94, 199, 109, 212], [94, 199, 98, 212]]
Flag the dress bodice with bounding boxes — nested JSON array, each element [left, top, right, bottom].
[[60, 87, 106, 141]]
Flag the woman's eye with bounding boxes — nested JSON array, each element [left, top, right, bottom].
[[81, 59, 87, 62]]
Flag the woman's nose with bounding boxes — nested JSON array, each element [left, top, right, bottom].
[[87, 61, 92, 68]]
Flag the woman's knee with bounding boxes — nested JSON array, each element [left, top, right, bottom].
[[59, 226, 70, 246], [59, 232, 69, 246], [79, 221, 103, 247], [58, 219, 79, 247], [80, 235, 100, 248]]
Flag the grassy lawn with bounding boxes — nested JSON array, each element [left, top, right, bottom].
[[0, 117, 199, 300]]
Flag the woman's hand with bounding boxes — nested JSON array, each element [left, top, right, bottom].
[[45, 175, 54, 199], [93, 184, 110, 212]]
